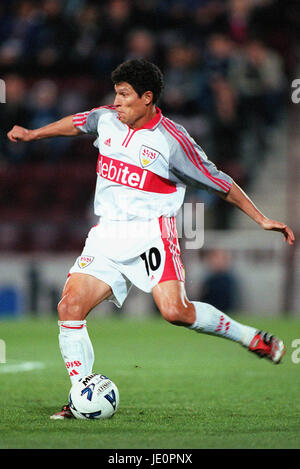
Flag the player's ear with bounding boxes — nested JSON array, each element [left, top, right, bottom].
[[143, 91, 153, 106]]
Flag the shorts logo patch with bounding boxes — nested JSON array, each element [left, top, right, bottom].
[[78, 255, 94, 269], [139, 145, 160, 168]]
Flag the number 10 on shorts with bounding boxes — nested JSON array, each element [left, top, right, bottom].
[[141, 247, 161, 276]]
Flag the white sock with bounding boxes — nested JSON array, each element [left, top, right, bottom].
[[58, 320, 94, 385], [189, 301, 257, 347]]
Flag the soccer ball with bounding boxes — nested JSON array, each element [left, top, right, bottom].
[[69, 373, 119, 420]]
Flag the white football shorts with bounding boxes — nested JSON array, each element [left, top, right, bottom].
[[68, 216, 185, 307]]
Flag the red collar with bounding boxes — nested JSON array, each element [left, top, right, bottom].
[[138, 107, 162, 130], [115, 106, 162, 130]]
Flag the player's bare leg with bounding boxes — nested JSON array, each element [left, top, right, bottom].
[[152, 280, 195, 326], [51, 273, 113, 420], [152, 280, 285, 364], [58, 272, 113, 321]]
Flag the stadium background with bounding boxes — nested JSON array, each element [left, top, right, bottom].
[[0, 0, 299, 319]]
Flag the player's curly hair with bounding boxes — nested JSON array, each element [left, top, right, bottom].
[[111, 59, 164, 104]]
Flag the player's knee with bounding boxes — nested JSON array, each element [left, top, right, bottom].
[[57, 292, 84, 321], [159, 301, 194, 326]]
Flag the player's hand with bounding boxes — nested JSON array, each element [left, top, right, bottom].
[[7, 125, 34, 142], [260, 218, 295, 245]]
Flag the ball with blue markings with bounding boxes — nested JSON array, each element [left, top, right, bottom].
[[69, 373, 119, 419]]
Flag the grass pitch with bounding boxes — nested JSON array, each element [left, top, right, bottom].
[[1, 315, 300, 449]]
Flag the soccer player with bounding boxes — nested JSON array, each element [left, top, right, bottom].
[[7, 59, 295, 419]]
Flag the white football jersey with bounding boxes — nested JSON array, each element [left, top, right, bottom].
[[73, 106, 233, 221]]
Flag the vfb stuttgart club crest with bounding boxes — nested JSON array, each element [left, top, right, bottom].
[[139, 145, 160, 168], [78, 255, 94, 269]]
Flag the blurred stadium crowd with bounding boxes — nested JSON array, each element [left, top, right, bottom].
[[0, 0, 298, 252]]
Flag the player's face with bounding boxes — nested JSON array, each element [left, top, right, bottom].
[[114, 82, 153, 128]]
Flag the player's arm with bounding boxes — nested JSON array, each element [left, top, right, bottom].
[[7, 115, 81, 142], [220, 181, 295, 245], [165, 122, 295, 246]]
